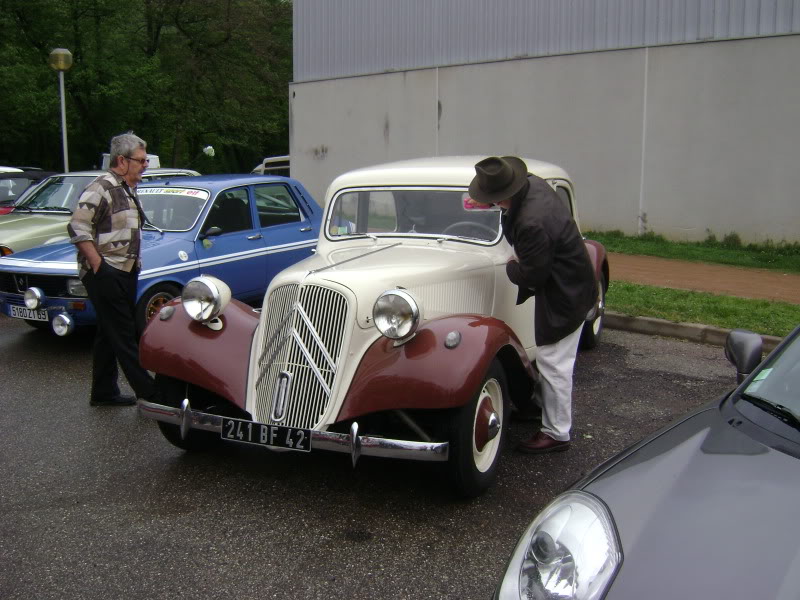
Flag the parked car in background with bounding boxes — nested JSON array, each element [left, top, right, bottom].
[[0, 169, 57, 214], [136, 156, 609, 497], [493, 326, 800, 600], [0, 168, 200, 256], [0, 174, 321, 335], [251, 155, 289, 176]]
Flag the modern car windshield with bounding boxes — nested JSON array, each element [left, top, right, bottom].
[[741, 330, 800, 417], [138, 187, 210, 231], [18, 175, 95, 211], [327, 188, 501, 242]]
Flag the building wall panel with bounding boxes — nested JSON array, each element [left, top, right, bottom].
[[290, 35, 800, 242], [294, 0, 800, 82]]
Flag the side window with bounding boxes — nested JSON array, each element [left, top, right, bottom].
[[253, 184, 301, 227], [203, 187, 252, 234]]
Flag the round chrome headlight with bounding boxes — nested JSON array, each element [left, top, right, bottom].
[[52, 313, 74, 337], [24, 287, 45, 309], [181, 275, 231, 322], [496, 491, 622, 600], [373, 289, 420, 340]]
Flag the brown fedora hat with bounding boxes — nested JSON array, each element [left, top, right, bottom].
[[468, 156, 529, 204]]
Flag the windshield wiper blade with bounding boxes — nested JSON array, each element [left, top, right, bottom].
[[143, 222, 164, 234], [34, 206, 72, 212], [740, 393, 800, 430], [335, 232, 377, 241]]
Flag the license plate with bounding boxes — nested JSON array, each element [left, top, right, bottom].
[[221, 417, 312, 452], [9, 305, 48, 321]]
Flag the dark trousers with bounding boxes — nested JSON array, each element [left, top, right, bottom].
[[82, 261, 155, 402]]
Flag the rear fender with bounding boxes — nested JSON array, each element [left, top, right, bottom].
[[336, 315, 536, 422], [139, 298, 259, 409], [583, 239, 609, 288]]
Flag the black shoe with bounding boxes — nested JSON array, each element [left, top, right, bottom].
[[90, 395, 136, 407]]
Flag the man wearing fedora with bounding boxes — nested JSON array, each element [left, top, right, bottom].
[[468, 156, 597, 453]]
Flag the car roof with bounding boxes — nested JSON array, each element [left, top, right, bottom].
[[325, 156, 570, 202], [44, 168, 201, 177], [0, 171, 56, 180], [137, 173, 300, 192]]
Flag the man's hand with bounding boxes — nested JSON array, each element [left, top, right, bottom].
[[76, 240, 103, 273]]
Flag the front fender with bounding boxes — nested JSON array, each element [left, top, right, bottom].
[[139, 298, 259, 409], [336, 315, 535, 422]]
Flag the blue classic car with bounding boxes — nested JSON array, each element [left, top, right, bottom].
[[0, 174, 321, 334]]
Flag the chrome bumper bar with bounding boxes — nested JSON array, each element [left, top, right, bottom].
[[137, 398, 449, 465]]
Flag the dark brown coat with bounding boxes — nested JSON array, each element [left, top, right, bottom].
[[502, 174, 597, 346]]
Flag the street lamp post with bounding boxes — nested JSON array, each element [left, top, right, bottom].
[[48, 48, 73, 172]]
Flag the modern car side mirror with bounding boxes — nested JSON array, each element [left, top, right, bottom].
[[200, 226, 222, 239], [725, 329, 763, 384]]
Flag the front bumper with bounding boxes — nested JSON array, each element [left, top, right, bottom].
[[0, 293, 95, 331], [138, 398, 449, 464]]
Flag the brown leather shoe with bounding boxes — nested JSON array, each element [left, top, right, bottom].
[[517, 431, 570, 454]]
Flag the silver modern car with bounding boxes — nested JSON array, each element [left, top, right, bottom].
[[494, 326, 800, 600]]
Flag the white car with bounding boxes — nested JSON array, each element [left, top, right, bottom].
[[137, 156, 609, 496]]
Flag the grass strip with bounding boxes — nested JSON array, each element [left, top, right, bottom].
[[607, 280, 800, 338], [585, 230, 800, 274]]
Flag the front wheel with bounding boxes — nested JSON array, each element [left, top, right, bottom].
[[136, 283, 181, 334], [447, 359, 510, 497], [580, 272, 606, 350], [154, 375, 221, 452]]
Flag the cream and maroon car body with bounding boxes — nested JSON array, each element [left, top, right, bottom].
[[137, 156, 609, 496]]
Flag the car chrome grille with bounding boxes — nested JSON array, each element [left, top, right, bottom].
[[253, 283, 349, 429]]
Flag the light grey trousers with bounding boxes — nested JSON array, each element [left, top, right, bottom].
[[535, 323, 583, 441]]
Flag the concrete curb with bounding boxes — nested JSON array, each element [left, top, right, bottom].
[[605, 311, 783, 354]]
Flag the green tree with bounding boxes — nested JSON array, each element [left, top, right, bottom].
[[0, 0, 293, 173]]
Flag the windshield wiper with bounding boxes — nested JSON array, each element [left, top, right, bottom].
[[143, 222, 164, 234], [740, 393, 800, 430], [33, 206, 72, 212], [335, 232, 377, 241]]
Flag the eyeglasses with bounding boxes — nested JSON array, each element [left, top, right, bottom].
[[126, 156, 149, 166]]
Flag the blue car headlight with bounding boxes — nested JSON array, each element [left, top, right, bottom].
[[496, 491, 622, 600]]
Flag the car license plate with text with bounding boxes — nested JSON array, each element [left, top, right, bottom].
[[9, 305, 48, 321], [221, 417, 311, 452]]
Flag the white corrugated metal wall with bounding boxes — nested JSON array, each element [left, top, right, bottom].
[[290, 1, 800, 242], [294, 0, 800, 83]]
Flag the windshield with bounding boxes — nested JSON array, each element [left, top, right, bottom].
[[18, 175, 95, 212], [138, 187, 210, 231], [742, 329, 800, 415], [327, 188, 501, 243]]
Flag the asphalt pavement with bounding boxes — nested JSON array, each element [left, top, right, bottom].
[[0, 317, 738, 599]]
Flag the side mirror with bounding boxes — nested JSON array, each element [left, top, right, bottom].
[[200, 226, 222, 239], [725, 329, 763, 384]]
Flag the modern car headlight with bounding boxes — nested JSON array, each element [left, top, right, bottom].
[[373, 289, 420, 340], [496, 491, 622, 600], [66, 278, 88, 297], [181, 275, 231, 322], [24, 287, 45, 309]]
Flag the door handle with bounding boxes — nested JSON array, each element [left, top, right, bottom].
[[299, 226, 312, 232], [247, 233, 263, 240]]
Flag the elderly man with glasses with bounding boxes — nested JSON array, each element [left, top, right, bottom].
[[67, 131, 158, 407]]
